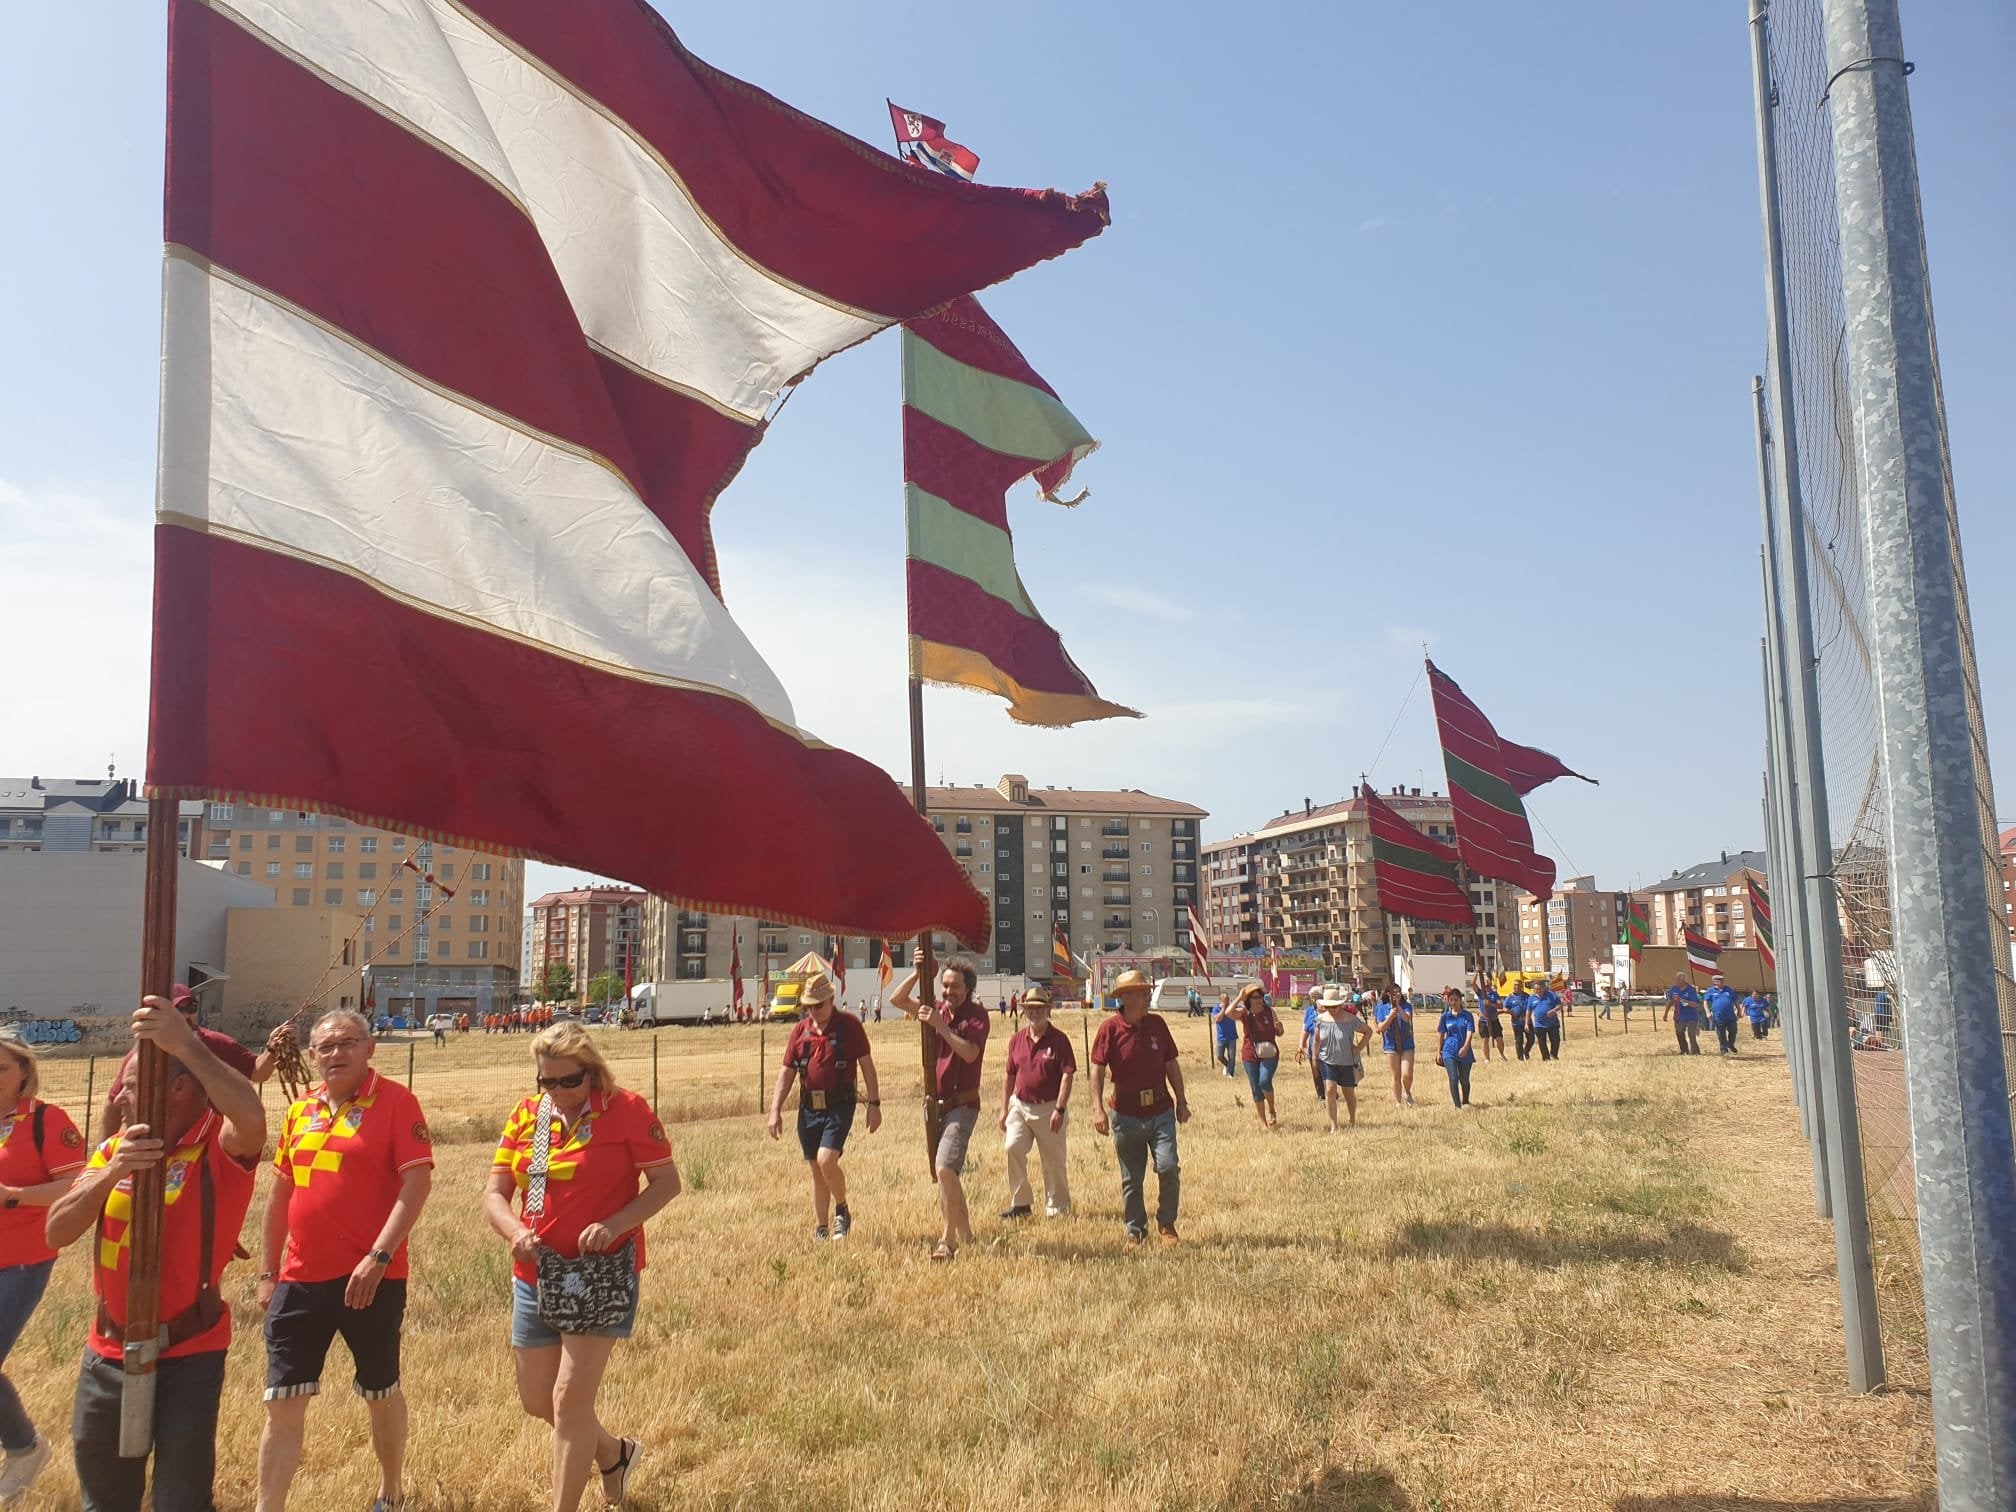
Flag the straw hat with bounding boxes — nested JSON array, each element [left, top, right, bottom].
[[1111, 968, 1152, 995], [799, 974, 834, 1008], [1234, 981, 1267, 1004], [1318, 985, 1351, 1008], [1022, 985, 1053, 1009]]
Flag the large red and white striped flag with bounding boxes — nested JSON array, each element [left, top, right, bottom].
[[1185, 903, 1214, 982], [149, 0, 1109, 945]]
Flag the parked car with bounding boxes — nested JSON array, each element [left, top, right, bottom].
[[425, 1013, 455, 1031]]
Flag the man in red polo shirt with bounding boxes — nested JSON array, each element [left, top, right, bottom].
[[1090, 968, 1190, 1248], [98, 982, 278, 1141], [996, 985, 1075, 1220], [766, 974, 880, 1241], [256, 1008, 434, 1512], [893, 959, 989, 1261], [49, 993, 266, 1512]]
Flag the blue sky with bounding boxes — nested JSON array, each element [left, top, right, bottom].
[[3, 3, 2011, 905]]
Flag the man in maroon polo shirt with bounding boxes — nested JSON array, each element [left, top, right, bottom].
[[996, 985, 1075, 1220], [766, 975, 881, 1241], [1090, 968, 1190, 1248], [892, 959, 989, 1261]]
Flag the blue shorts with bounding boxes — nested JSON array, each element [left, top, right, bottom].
[[1318, 1062, 1360, 1089], [510, 1276, 636, 1349], [797, 1099, 856, 1161], [1382, 1033, 1415, 1055], [1242, 1055, 1279, 1101]]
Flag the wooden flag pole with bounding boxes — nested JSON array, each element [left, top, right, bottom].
[[121, 793, 181, 1455], [907, 674, 943, 1179]]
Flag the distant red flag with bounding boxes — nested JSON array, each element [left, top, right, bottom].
[[888, 102, 980, 181], [829, 936, 847, 994], [1684, 926, 1724, 980], [1185, 903, 1214, 982], [731, 927, 744, 1012]]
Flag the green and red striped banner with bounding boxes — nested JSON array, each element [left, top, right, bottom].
[[903, 297, 1137, 726], [1623, 896, 1650, 963], [1426, 660, 1560, 899], [1362, 786, 1474, 927], [1747, 877, 1774, 972]]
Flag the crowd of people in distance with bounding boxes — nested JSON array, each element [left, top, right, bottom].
[[1660, 972, 1775, 1054], [480, 1006, 560, 1035]]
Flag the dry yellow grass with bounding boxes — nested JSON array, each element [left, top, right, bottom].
[[15, 1016, 1934, 1511]]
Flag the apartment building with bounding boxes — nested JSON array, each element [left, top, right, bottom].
[[195, 803, 523, 1007], [1201, 788, 1512, 985], [1512, 876, 1639, 980], [0, 776, 205, 855], [2001, 827, 2016, 941], [530, 887, 646, 996], [1644, 849, 1769, 951], [639, 773, 1207, 987]]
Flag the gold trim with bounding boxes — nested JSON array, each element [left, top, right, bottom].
[[585, 337, 760, 429], [911, 638, 1142, 727]]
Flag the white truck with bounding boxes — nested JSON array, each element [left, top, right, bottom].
[[631, 979, 739, 1025]]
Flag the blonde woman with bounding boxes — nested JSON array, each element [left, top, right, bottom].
[[485, 1024, 681, 1511], [0, 1029, 86, 1501]]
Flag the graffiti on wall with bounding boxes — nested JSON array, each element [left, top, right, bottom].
[[0, 1012, 84, 1045]]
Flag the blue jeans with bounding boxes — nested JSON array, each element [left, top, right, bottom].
[[1110, 1108, 1179, 1237], [0, 1259, 53, 1451], [1241, 1055, 1278, 1103]]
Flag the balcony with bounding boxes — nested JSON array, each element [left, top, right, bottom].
[[1102, 871, 1130, 884], [1101, 847, 1129, 860], [1101, 823, 1129, 837], [1103, 917, 1132, 931]]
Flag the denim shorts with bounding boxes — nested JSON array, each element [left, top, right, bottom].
[[510, 1275, 637, 1349], [1318, 1061, 1360, 1089], [797, 1099, 856, 1161]]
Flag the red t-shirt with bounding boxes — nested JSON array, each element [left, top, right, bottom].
[[933, 1000, 990, 1097], [109, 1028, 259, 1106], [0, 1099, 88, 1267], [1239, 1004, 1284, 1064], [785, 1012, 873, 1095], [87, 1109, 258, 1360], [273, 1070, 434, 1283], [1005, 1025, 1077, 1105], [1091, 1012, 1179, 1117], [492, 1087, 674, 1284]]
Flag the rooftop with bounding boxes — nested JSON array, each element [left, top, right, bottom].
[[0, 777, 204, 820], [1642, 850, 1768, 894], [1204, 788, 1453, 850], [904, 774, 1205, 818], [530, 887, 648, 910]]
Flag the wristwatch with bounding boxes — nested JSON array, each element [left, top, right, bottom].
[[1, 1196, 16, 1210], [369, 1249, 393, 1267]]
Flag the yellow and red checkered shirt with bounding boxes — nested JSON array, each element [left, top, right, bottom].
[[87, 1110, 256, 1360], [273, 1069, 434, 1284], [492, 1088, 673, 1284]]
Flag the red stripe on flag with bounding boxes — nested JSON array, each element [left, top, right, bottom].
[[150, 527, 988, 944], [903, 298, 1062, 397], [460, 0, 1110, 315], [165, 1, 758, 597], [906, 559, 1096, 697], [902, 410, 1024, 533]]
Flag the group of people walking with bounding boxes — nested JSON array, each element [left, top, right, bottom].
[[1210, 978, 1574, 1117], [0, 986, 677, 1512], [1662, 973, 1774, 1055]]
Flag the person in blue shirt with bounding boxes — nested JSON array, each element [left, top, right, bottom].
[[1436, 987, 1477, 1109], [1373, 985, 1416, 1107], [1503, 984, 1533, 1061], [1212, 992, 1239, 1077], [1663, 974, 1704, 1055], [1742, 989, 1773, 1040], [1704, 974, 1742, 1054], [1300, 994, 1324, 1102], [1475, 984, 1507, 1062], [1528, 983, 1564, 1061]]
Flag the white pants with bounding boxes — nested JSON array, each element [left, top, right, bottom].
[[1003, 1097, 1071, 1214]]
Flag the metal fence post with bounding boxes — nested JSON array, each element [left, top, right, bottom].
[[1750, 0, 1880, 1390], [1822, 0, 2016, 1492], [406, 1041, 415, 1091], [652, 1033, 660, 1117], [83, 1056, 96, 1129], [758, 1027, 766, 1114]]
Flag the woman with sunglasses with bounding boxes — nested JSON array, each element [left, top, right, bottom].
[[485, 1023, 681, 1511], [0, 1029, 86, 1502]]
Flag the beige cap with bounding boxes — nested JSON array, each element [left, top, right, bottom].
[[1022, 985, 1053, 1009], [799, 975, 834, 1008]]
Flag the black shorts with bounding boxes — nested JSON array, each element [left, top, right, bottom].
[[1479, 1017, 1504, 1039], [265, 1276, 407, 1401], [797, 1099, 856, 1161], [1318, 1062, 1360, 1089]]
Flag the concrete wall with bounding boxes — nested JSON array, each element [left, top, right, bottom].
[[216, 907, 363, 1042], [0, 854, 277, 1024]]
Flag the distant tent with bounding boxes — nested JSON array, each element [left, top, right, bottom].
[[770, 952, 838, 1019]]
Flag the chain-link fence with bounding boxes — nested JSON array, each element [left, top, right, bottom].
[[1760, 0, 2016, 1388]]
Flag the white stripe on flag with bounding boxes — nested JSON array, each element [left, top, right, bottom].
[[213, 0, 883, 420], [158, 252, 797, 723]]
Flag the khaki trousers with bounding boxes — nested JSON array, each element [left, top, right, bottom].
[[1003, 1097, 1071, 1214]]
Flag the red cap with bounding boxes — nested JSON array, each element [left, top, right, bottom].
[[169, 983, 197, 1010]]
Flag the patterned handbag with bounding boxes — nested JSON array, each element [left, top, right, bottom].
[[525, 1094, 639, 1334]]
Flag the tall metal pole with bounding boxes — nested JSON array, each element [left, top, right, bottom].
[[121, 793, 181, 1455], [1822, 0, 2016, 1493], [1749, 0, 1882, 1393], [1759, 624, 1810, 1142], [907, 675, 943, 1178]]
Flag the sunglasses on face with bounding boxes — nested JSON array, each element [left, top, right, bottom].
[[536, 1069, 589, 1091]]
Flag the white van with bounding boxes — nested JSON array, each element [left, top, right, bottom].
[[1149, 976, 1260, 1017]]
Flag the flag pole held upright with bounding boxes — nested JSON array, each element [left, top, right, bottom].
[[907, 675, 944, 1178], [120, 794, 180, 1456]]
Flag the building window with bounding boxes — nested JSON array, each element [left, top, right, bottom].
[[238, 834, 252, 851], [360, 837, 378, 853], [324, 889, 343, 906], [326, 863, 344, 880], [469, 941, 488, 959], [295, 835, 313, 853], [360, 890, 378, 906], [358, 862, 377, 880], [265, 862, 281, 878], [440, 863, 455, 881], [470, 915, 488, 932], [471, 863, 490, 880], [266, 834, 281, 850], [979, 862, 992, 874], [1140, 866, 1152, 877], [292, 888, 311, 906], [209, 803, 234, 821], [294, 862, 314, 879], [435, 941, 452, 959], [393, 838, 406, 851], [236, 862, 250, 876]]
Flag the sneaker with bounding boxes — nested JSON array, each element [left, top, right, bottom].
[[812, 1225, 830, 1242], [1123, 1230, 1147, 1250], [599, 1437, 640, 1507], [998, 1205, 1033, 1220], [832, 1205, 852, 1240], [0, 1438, 52, 1504], [1157, 1225, 1180, 1248]]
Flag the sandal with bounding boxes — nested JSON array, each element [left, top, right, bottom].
[[930, 1241, 956, 1262], [599, 1436, 640, 1507]]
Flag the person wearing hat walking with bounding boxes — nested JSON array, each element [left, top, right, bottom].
[[1310, 988, 1372, 1132], [1089, 969, 1189, 1247], [892, 961, 990, 1261], [997, 986, 1075, 1219], [767, 974, 880, 1241], [1229, 982, 1284, 1129]]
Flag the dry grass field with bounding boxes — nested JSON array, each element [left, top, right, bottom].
[[15, 1014, 1934, 1511]]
